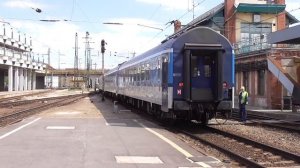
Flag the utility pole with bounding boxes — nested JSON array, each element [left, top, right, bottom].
[[192, 0, 195, 20], [74, 33, 79, 88], [44, 48, 51, 88], [83, 31, 93, 90], [101, 39, 106, 101], [47, 48, 53, 88], [58, 51, 64, 88]]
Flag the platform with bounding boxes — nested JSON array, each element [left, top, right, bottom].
[[234, 104, 300, 121], [0, 95, 224, 168]]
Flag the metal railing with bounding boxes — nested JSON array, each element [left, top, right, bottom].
[[234, 37, 300, 55]]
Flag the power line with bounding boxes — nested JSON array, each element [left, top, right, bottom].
[[70, 0, 76, 20], [146, 0, 208, 43]]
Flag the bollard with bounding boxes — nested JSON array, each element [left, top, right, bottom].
[[113, 101, 118, 113]]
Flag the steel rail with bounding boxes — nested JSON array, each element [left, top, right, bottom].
[[206, 126, 300, 162], [0, 90, 52, 103], [0, 94, 87, 125], [0, 93, 86, 107], [178, 129, 265, 168]]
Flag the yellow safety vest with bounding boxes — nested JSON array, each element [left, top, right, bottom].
[[239, 91, 248, 104]]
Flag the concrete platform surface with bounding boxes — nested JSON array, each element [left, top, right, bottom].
[[234, 104, 300, 121], [0, 95, 223, 168]]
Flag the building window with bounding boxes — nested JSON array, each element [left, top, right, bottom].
[[243, 71, 249, 92], [239, 23, 272, 52], [257, 69, 265, 96]]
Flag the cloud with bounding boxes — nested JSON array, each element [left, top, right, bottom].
[[286, 0, 300, 20], [3, 0, 43, 9], [91, 17, 164, 68], [8, 17, 164, 69], [9, 20, 81, 68], [136, 0, 190, 10]]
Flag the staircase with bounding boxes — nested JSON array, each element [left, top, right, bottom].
[[267, 56, 300, 106]]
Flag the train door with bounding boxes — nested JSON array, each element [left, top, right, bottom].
[[190, 54, 215, 101], [183, 45, 223, 102], [161, 55, 169, 112]]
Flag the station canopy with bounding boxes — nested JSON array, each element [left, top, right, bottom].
[[236, 3, 286, 14], [268, 25, 300, 44]]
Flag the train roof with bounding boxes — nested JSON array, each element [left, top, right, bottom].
[[106, 27, 232, 73]]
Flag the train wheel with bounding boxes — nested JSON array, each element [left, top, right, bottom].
[[214, 111, 229, 124], [195, 104, 208, 125], [201, 111, 209, 125]]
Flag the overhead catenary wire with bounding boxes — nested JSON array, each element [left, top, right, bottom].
[[70, 0, 76, 20], [138, 0, 209, 49]]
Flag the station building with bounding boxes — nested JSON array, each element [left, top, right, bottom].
[[0, 24, 46, 92], [178, 0, 300, 109]]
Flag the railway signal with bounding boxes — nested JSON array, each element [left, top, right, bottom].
[[101, 39, 106, 101]]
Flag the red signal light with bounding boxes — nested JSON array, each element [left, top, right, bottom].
[[179, 82, 184, 87]]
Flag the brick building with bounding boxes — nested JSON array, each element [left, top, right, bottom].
[[179, 0, 300, 109]]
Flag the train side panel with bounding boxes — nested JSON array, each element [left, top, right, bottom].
[[100, 27, 234, 123], [118, 50, 173, 107]]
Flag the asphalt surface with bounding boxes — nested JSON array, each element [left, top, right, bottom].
[[0, 94, 223, 168]]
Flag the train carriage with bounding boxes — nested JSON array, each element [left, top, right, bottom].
[[101, 27, 234, 124]]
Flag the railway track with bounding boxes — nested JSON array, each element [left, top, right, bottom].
[[0, 94, 86, 108], [102, 96, 300, 167], [231, 109, 300, 133], [176, 125, 300, 168], [0, 90, 52, 103], [0, 94, 88, 127]]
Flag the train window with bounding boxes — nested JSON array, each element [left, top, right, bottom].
[[204, 56, 211, 78], [164, 57, 168, 63], [157, 59, 160, 69], [204, 65, 211, 77], [191, 55, 198, 77], [134, 68, 137, 82], [141, 70, 145, 81]]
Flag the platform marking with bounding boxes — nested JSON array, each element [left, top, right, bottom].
[[195, 162, 211, 168], [115, 156, 163, 164], [133, 119, 193, 158], [105, 122, 127, 126], [46, 126, 75, 130], [55, 111, 81, 115], [0, 118, 41, 140]]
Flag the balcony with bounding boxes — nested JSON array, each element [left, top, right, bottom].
[[234, 36, 300, 55]]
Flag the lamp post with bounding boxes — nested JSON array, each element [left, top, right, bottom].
[[101, 39, 106, 101]]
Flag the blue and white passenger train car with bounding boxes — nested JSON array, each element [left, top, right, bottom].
[[101, 27, 234, 124]]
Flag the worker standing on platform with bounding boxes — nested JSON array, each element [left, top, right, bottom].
[[239, 86, 249, 123]]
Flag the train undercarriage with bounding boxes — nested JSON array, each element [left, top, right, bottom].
[[103, 92, 230, 125]]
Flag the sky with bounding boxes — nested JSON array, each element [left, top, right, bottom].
[[0, 0, 300, 70]]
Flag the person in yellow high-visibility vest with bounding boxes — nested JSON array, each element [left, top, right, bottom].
[[239, 86, 249, 123]]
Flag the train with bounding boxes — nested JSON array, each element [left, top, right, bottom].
[[98, 27, 234, 124]]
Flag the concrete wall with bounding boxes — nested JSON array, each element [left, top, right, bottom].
[[0, 69, 5, 91]]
